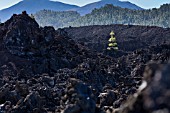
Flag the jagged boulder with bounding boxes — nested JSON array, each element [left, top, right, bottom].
[[63, 78, 96, 113], [3, 12, 41, 56]]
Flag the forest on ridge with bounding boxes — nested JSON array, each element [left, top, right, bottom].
[[34, 4, 170, 28]]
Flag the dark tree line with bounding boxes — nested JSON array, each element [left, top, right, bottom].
[[34, 4, 170, 29], [34, 10, 80, 28]]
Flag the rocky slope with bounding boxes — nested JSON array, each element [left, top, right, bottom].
[[0, 12, 169, 113]]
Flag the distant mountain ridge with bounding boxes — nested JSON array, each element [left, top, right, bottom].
[[0, 0, 79, 22], [0, 0, 142, 22], [75, 0, 143, 15]]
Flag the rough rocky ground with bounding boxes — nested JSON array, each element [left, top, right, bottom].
[[64, 25, 170, 53], [0, 12, 169, 113]]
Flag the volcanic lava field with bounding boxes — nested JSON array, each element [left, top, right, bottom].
[[0, 12, 170, 113]]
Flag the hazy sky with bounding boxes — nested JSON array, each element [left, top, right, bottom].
[[0, 0, 170, 10]]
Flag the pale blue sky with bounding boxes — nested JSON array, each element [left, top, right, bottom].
[[0, 0, 170, 10]]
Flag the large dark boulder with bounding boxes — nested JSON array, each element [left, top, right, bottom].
[[120, 61, 170, 113]]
